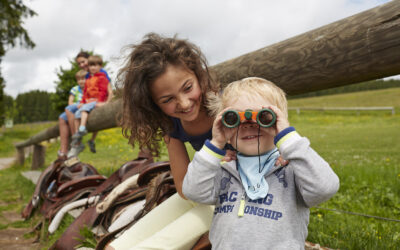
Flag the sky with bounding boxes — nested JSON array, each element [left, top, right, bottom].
[[2, 0, 394, 98]]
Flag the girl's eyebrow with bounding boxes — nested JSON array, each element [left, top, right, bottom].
[[158, 93, 172, 99], [179, 79, 191, 90]]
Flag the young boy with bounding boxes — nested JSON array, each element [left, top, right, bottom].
[[68, 55, 113, 157], [57, 70, 86, 158], [182, 77, 339, 249]]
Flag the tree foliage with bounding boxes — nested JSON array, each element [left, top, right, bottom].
[[52, 60, 82, 113], [14, 90, 58, 124], [0, 0, 37, 125], [2, 93, 14, 119]]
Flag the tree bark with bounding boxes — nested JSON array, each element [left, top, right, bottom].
[[213, 0, 400, 95], [14, 0, 400, 149]]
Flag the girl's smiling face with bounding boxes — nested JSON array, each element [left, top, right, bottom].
[[226, 95, 276, 155], [76, 57, 89, 71], [150, 65, 203, 122]]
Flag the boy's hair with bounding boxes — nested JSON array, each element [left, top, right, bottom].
[[88, 55, 103, 66], [76, 51, 90, 59], [75, 70, 87, 80], [208, 77, 288, 119], [118, 32, 220, 156]]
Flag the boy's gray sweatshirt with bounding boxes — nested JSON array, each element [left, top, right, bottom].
[[183, 130, 339, 250]]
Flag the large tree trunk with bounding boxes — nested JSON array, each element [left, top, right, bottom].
[[213, 0, 400, 95], [15, 0, 400, 148]]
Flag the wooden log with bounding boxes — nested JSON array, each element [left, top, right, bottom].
[[14, 1, 400, 148], [213, 0, 400, 95], [32, 144, 45, 170], [15, 124, 59, 149], [14, 99, 122, 149]]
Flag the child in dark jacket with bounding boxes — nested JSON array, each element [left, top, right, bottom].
[[183, 77, 340, 250]]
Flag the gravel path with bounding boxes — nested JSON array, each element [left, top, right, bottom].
[[0, 157, 15, 170]]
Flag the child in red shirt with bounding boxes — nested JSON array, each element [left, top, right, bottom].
[[68, 55, 113, 157]]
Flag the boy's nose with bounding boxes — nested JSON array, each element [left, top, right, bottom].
[[241, 121, 258, 128]]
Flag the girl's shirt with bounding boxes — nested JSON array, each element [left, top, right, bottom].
[[169, 117, 212, 151]]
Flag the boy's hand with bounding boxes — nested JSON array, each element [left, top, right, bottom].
[[275, 156, 289, 166], [210, 108, 236, 149], [95, 102, 106, 107], [222, 149, 237, 162], [265, 105, 290, 135]]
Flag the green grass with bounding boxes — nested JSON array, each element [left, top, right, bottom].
[[288, 87, 400, 113], [0, 88, 399, 249], [0, 122, 57, 158], [289, 112, 400, 249]]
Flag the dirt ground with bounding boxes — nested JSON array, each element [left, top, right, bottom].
[[0, 157, 40, 249], [0, 210, 40, 250]]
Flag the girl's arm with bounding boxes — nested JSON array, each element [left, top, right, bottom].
[[68, 94, 74, 105], [96, 84, 114, 107], [106, 83, 113, 103], [165, 136, 191, 198]]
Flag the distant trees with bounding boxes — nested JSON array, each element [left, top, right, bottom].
[[0, 0, 37, 125], [6, 90, 58, 124]]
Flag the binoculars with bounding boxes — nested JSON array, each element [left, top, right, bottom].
[[222, 108, 276, 128]]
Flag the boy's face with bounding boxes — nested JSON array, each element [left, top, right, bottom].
[[77, 77, 86, 89], [225, 95, 276, 156], [89, 64, 101, 75], [76, 57, 89, 71]]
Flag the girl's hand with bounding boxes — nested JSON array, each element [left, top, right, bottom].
[[210, 108, 236, 149]]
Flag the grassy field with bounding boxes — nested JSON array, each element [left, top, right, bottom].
[[0, 88, 399, 249], [288, 87, 400, 111]]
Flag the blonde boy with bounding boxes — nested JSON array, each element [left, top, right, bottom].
[[183, 77, 339, 249]]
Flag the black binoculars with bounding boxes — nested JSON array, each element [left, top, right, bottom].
[[222, 108, 276, 128]]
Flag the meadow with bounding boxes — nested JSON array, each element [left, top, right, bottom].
[[0, 88, 399, 249]]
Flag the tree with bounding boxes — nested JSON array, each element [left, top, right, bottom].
[[0, 0, 37, 125], [14, 90, 57, 124], [2, 94, 14, 119], [52, 61, 82, 113]]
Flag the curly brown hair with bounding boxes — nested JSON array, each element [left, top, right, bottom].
[[118, 33, 219, 156]]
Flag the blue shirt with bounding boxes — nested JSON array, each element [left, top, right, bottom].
[[169, 117, 212, 151]]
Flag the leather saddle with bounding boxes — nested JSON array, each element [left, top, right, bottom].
[[22, 157, 105, 220], [49, 157, 161, 249]]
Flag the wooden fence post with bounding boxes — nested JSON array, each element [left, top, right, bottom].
[[32, 144, 45, 170], [17, 147, 25, 165]]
